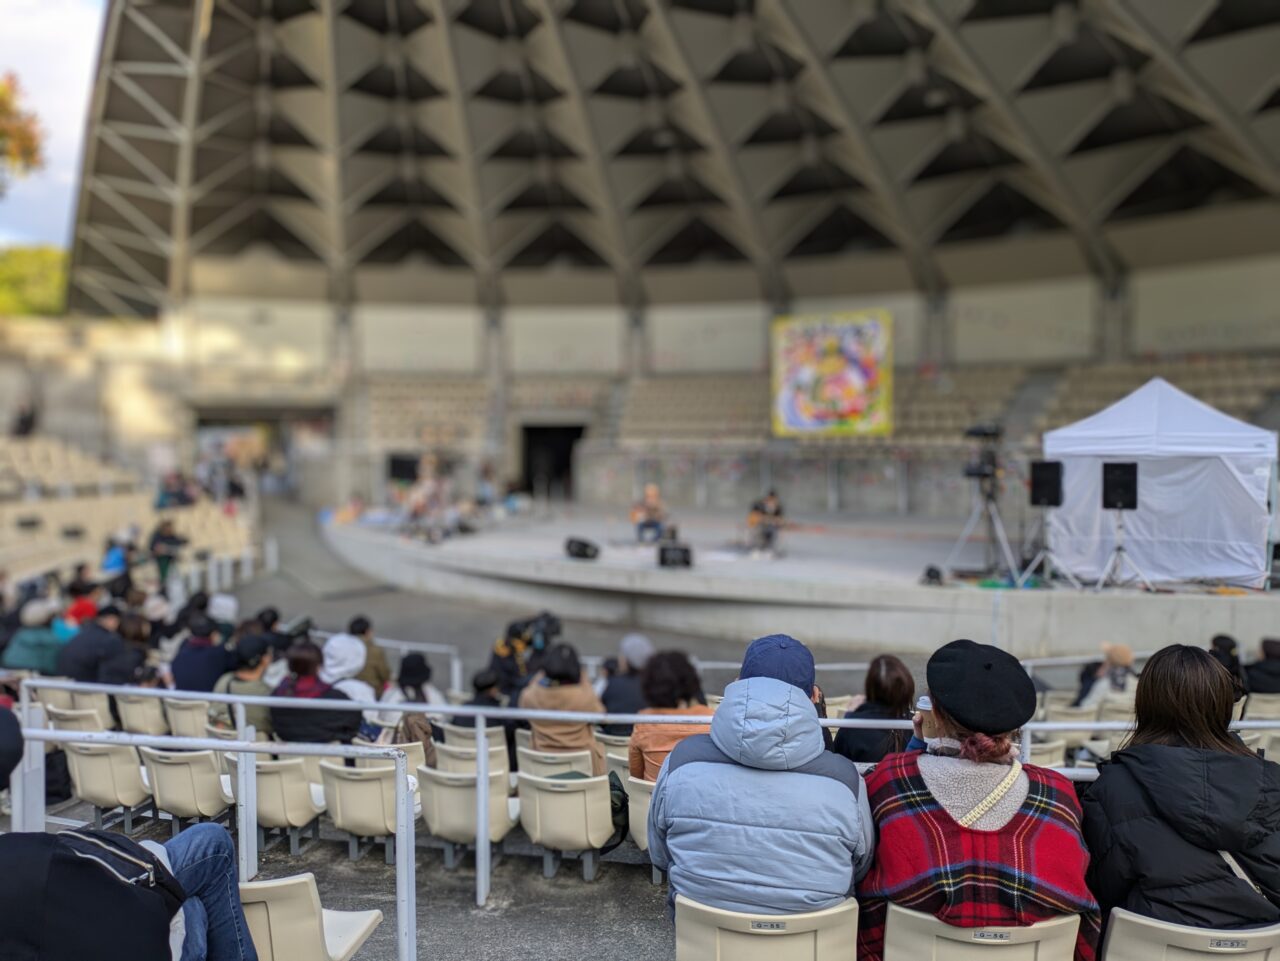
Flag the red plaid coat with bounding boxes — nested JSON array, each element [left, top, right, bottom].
[[857, 752, 1100, 961]]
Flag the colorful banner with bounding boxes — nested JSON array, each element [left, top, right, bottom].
[[771, 310, 893, 438]]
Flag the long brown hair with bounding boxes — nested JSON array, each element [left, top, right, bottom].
[[1125, 644, 1252, 756], [865, 654, 915, 717]]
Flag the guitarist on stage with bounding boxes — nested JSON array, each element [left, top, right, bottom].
[[631, 483, 668, 543], [747, 489, 786, 553]]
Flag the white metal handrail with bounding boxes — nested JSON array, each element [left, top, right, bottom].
[[12, 723, 415, 961], [16, 674, 1280, 913]]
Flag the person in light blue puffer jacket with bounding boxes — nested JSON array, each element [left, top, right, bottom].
[[648, 634, 875, 915]]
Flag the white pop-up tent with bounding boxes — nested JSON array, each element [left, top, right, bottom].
[[1044, 378, 1277, 587]]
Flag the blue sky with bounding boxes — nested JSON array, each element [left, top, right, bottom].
[[0, 0, 107, 248]]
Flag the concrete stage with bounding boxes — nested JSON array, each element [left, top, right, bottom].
[[323, 509, 1280, 658]]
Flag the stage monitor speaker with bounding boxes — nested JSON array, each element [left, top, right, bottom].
[[1102, 462, 1138, 511], [1029, 461, 1063, 508], [658, 544, 692, 568], [565, 537, 599, 561]]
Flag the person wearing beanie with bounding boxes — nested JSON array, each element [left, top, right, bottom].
[[649, 633, 874, 915], [856, 639, 1099, 961], [600, 632, 655, 736], [208, 633, 274, 737]]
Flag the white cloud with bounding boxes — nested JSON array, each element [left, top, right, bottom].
[[0, 0, 107, 247]]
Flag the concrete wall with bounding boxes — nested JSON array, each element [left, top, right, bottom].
[[647, 302, 768, 373], [353, 304, 483, 372], [1131, 254, 1280, 355], [183, 298, 334, 371], [950, 277, 1097, 364], [504, 305, 626, 374]]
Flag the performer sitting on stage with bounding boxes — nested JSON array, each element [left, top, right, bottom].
[[747, 489, 786, 552], [631, 483, 667, 543]]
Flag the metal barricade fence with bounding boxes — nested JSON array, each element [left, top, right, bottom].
[[15, 676, 1279, 920]]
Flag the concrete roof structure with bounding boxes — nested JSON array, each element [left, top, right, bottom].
[[68, 0, 1280, 316]]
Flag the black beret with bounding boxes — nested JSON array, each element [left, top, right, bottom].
[[926, 639, 1036, 736]]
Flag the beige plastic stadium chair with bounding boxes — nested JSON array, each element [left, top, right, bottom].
[[47, 705, 105, 733], [139, 747, 233, 836], [1101, 907, 1280, 960], [883, 903, 1080, 960], [31, 680, 76, 712], [516, 746, 594, 778], [1098, 701, 1136, 725], [594, 731, 630, 753], [515, 727, 533, 752], [117, 693, 169, 736], [1246, 693, 1280, 720], [354, 741, 428, 776], [436, 741, 508, 776], [165, 698, 211, 738], [438, 720, 484, 747], [1044, 704, 1100, 751], [1028, 740, 1068, 768], [319, 761, 402, 863], [297, 750, 349, 786], [517, 772, 614, 880], [605, 751, 630, 784], [227, 755, 326, 855], [71, 691, 115, 729], [65, 741, 154, 833], [675, 895, 858, 961], [419, 765, 517, 869], [240, 873, 382, 961]]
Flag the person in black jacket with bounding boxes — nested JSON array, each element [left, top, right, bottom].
[[833, 653, 916, 763], [171, 614, 236, 693], [54, 606, 140, 685], [270, 640, 360, 743], [600, 633, 653, 736], [1082, 644, 1280, 932], [1209, 634, 1247, 691], [1245, 639, 1280, 694]]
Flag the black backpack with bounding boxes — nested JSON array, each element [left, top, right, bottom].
[[0, 829, 186, 961]]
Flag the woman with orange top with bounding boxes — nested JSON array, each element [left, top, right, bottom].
[[629, 651, 714, 781]]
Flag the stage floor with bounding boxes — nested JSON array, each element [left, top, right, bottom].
[[324, 508, 1280, 658]]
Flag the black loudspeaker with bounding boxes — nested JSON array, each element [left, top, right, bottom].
[[658, 544, 693, 568], [565, 537, 600, 561], [1029, 460, 1064, 508], [1102, 462, 1139, 511]]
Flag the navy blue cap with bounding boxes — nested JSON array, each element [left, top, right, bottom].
[[740, 634, 816, 695]]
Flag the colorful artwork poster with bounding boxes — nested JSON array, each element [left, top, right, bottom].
[[772, 310, 893, 438]]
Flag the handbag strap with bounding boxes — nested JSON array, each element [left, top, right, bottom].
[[1220, 850, 1265, 896], [956, 760, 1023, 828]]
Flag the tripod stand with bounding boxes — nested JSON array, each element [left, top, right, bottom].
[[1095, 509, 1154, 591], [1016, 510, 1083, 589], [945, 480, 1020, 581]]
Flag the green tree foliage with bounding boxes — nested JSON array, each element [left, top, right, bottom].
[[0, 71, 44, 198], [0, 246, 66, 316]]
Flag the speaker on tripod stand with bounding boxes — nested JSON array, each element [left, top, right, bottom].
[[1016, 461, 1081, 589], [1095, 462, 1153, 591]]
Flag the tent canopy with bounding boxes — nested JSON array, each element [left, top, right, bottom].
[[1044, 377, 1277, 459]]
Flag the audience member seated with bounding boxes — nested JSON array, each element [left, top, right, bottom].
[[628, 651, 713, 781], [270, 640, 360, 744], [67, 562, 96, 600], [375, 652, 445, 726], [833, 654, 915, 764], [452, 669, 516, 768], [600, 633, 653, 736], [1077, 642, 1138, 708], [0, 821, 257, 961], [857, 639, 1099, 961], [1082, 644, 1280, 932], [649, 634, 874, 914], [0, 707, 20, 795], [319, 632, 376, 705], [1208, 634, 1246, 691], [1245, 639, 1280, 694], [207, 594, 239, 642], [55, 604, 138, 685], [171, 614, 236, 693], [631, 483, 666, 543], [1, 596, 69, 675], [254, 606, 291, 656], [208, 635, 274, 737], [348, 615, 391, 694], [518, 643, 606, 775]]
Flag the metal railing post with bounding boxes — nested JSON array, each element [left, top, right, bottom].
[[394, 752, 416, 961], [207, 555, 221, 593], [241, 547, 254, 582], [265, 537, 279, 572], [233, 702, 258, 879], [450, 654, 464, 696], [474, 720, 491, 907], [12, 702, 46, 832]]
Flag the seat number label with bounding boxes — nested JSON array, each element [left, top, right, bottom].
[[750, 921, 786, 931], [972, 932, 1011, 941]]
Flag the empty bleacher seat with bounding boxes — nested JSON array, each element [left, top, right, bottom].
[[627, 776, 655, 853], [139, 747, 233, 836], [675, 894, 858, 961], [435, 741, 508, 776], [883, 903, 1079, 960], [1100, 907, 1280, 960], [319, 761, 405, 864], [71, 691, 114, 729], [240, 873, 383, 961], [419, 766, 517, 869], [227, 755, 326, 855], [117, 693, 169, 736], [517, 772, 614, 881], [164, 698, 211, 738], [47, 705, 105, 733], [65, 741, 153, 833]]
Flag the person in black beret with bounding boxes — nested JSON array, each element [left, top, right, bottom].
[[855, 640, 1100, 961]]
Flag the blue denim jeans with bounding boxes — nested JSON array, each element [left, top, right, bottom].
[[636, 519, 664, 542], [166, 824, 258, 961]]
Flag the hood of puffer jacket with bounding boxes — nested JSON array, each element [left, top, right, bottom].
[[1109, 743, 1280, 850], [319, 633, 367, 684], [709, 676, 825, 771]]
